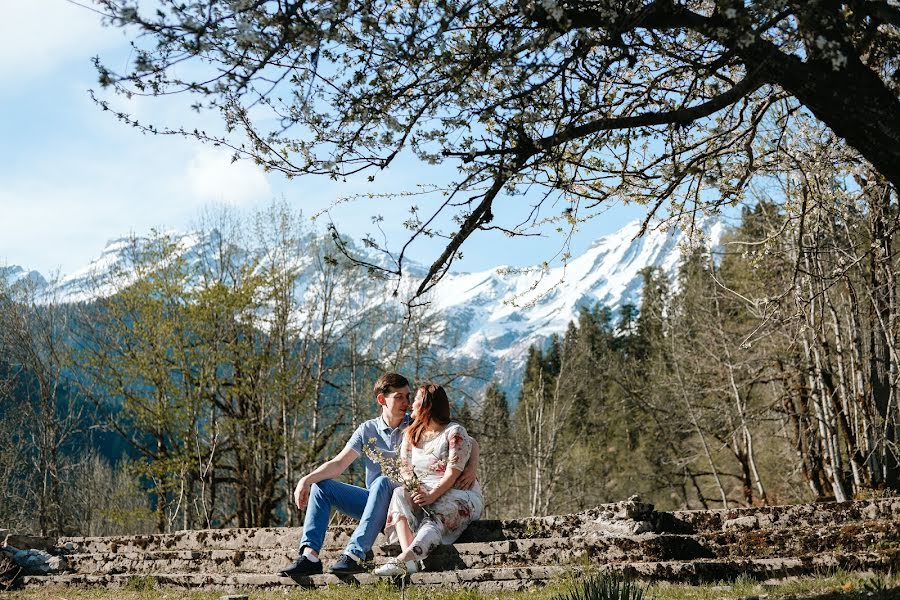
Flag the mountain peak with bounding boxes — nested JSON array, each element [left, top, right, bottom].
[[1, 264, 47, 289]]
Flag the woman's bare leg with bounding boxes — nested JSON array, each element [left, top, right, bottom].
[[397, 519, 442, 562], [395, 515, 414, 554]]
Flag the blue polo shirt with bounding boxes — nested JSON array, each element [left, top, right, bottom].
[[345, 413, 411, 488]]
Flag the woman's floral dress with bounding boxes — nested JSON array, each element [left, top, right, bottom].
[[383, 423, 483, 558]]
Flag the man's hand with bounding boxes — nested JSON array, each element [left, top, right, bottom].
[[455, 439, 479, 490], [294, 477, 311, 509], [454, 467, 477, 490], [292, 447, 358, 510]]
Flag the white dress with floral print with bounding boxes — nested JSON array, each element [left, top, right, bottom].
[[384, 423, 483, 551]]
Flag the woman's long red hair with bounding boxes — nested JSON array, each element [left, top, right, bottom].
[[407, 383, 451, 447]]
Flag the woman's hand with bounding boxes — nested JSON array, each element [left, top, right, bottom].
[[411, 488, 439, 506]]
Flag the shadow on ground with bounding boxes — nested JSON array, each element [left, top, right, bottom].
[[778, 584, 900, 600]]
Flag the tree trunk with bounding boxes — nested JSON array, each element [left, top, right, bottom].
[[735, 13, 900, 190]]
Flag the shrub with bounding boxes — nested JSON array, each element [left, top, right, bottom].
[[555, 573, 651, 600]]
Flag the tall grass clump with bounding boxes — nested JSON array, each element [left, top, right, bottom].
[[555, 573, 651, 600]]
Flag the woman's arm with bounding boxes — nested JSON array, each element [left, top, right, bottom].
[[412, 424, 474, 505], [411, 464, 462, 506]]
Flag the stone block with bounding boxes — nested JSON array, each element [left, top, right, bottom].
[[4, 535, 57, 552], [723, 516, 759, 531]]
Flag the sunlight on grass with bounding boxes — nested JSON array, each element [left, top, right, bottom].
[[6, 571, 900, 600]]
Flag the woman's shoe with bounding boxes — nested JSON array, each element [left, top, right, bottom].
[[373, 558, 420, 577]]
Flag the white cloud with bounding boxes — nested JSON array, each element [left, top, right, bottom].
[[0, 0, 121, 85], [184, 148, 273, 206]]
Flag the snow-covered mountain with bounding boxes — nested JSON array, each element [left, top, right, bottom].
[[2, 219, 723, 397], [434, 219, 724, 392], [0, 265, 47, 289]]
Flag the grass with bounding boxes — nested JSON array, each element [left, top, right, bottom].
[[3, 572, 899, 600]]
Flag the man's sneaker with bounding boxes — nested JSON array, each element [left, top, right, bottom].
[[279, 555, 323, 577], [373, 558, 420, 577], [329, 553, 366, 575]]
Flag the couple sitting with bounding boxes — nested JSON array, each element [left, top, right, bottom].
[[279, 372, 483, 578]]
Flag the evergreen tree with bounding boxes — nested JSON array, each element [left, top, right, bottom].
[[477, 381, 512, 518]]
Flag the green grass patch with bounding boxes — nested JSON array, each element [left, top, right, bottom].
[[5, 572, 899, 600]]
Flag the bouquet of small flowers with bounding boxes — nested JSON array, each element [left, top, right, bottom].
[[363, 438, 437, 519], [363, 437, 421, 493]]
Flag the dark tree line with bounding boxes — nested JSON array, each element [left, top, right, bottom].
[[470, 187, 899, 517]]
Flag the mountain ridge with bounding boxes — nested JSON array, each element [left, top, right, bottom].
[[2, 219, 724, 400]]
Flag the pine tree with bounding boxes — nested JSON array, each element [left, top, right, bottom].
[[477, 381, 512, 517]]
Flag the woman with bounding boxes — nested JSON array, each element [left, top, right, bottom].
[[374, 383, 483, 577]]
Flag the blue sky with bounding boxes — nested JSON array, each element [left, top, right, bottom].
[[0, 0, 647, 278]]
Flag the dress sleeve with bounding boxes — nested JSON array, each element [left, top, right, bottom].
[[446, 424, 473, 472], [400, 434, 411, 460]]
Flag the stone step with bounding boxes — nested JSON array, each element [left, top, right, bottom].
[[665, 497, 900, 534], [57, 527, 307, 555], [23, 550, 900, 592], [55, 498, 900, 556], [697, 518, 899, 558], [59, 517, 897, 578], [55, 520, 603, 555], [62, 534, 714, 575], [56, 521, 535, 554]]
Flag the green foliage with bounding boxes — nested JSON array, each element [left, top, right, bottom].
[[480, 175, 900, 515], [862, 575, 893, 597], [123, 576, 157, 591], [477, 381, 512, 517], [555, 574, 651, 600], [45, 200, 486, 533]]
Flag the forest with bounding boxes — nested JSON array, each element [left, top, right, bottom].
[[2, 149, 898, 534]]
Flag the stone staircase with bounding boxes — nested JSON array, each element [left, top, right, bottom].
[[18, 497, 900, 593]]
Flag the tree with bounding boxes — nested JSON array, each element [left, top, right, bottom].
[[78, 233, 203, 531], [0, 277, 84, 535], [476, 381, 514, 517], [93, 0, 899, 300]]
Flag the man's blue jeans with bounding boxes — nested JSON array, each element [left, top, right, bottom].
[[299, 475, 396, 560]]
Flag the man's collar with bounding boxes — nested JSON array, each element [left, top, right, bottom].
[[380, 413, 410, 432]]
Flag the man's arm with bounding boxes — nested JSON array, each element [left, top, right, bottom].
[[293, 447, 359, 509], [454, 438, 479, 490]]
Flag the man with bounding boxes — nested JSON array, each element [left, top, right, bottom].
[[279, 372, 478, 576]]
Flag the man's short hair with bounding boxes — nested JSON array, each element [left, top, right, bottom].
[[373, 372, 410, 396]]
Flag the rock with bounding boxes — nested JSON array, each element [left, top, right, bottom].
[[589, 498, 658, 535], [630, 521, 654, 534], [723, 515, 759, 531], [4, 547, 67, 575], [4, 536, 56, 552], [220, 595, 249, 600]]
